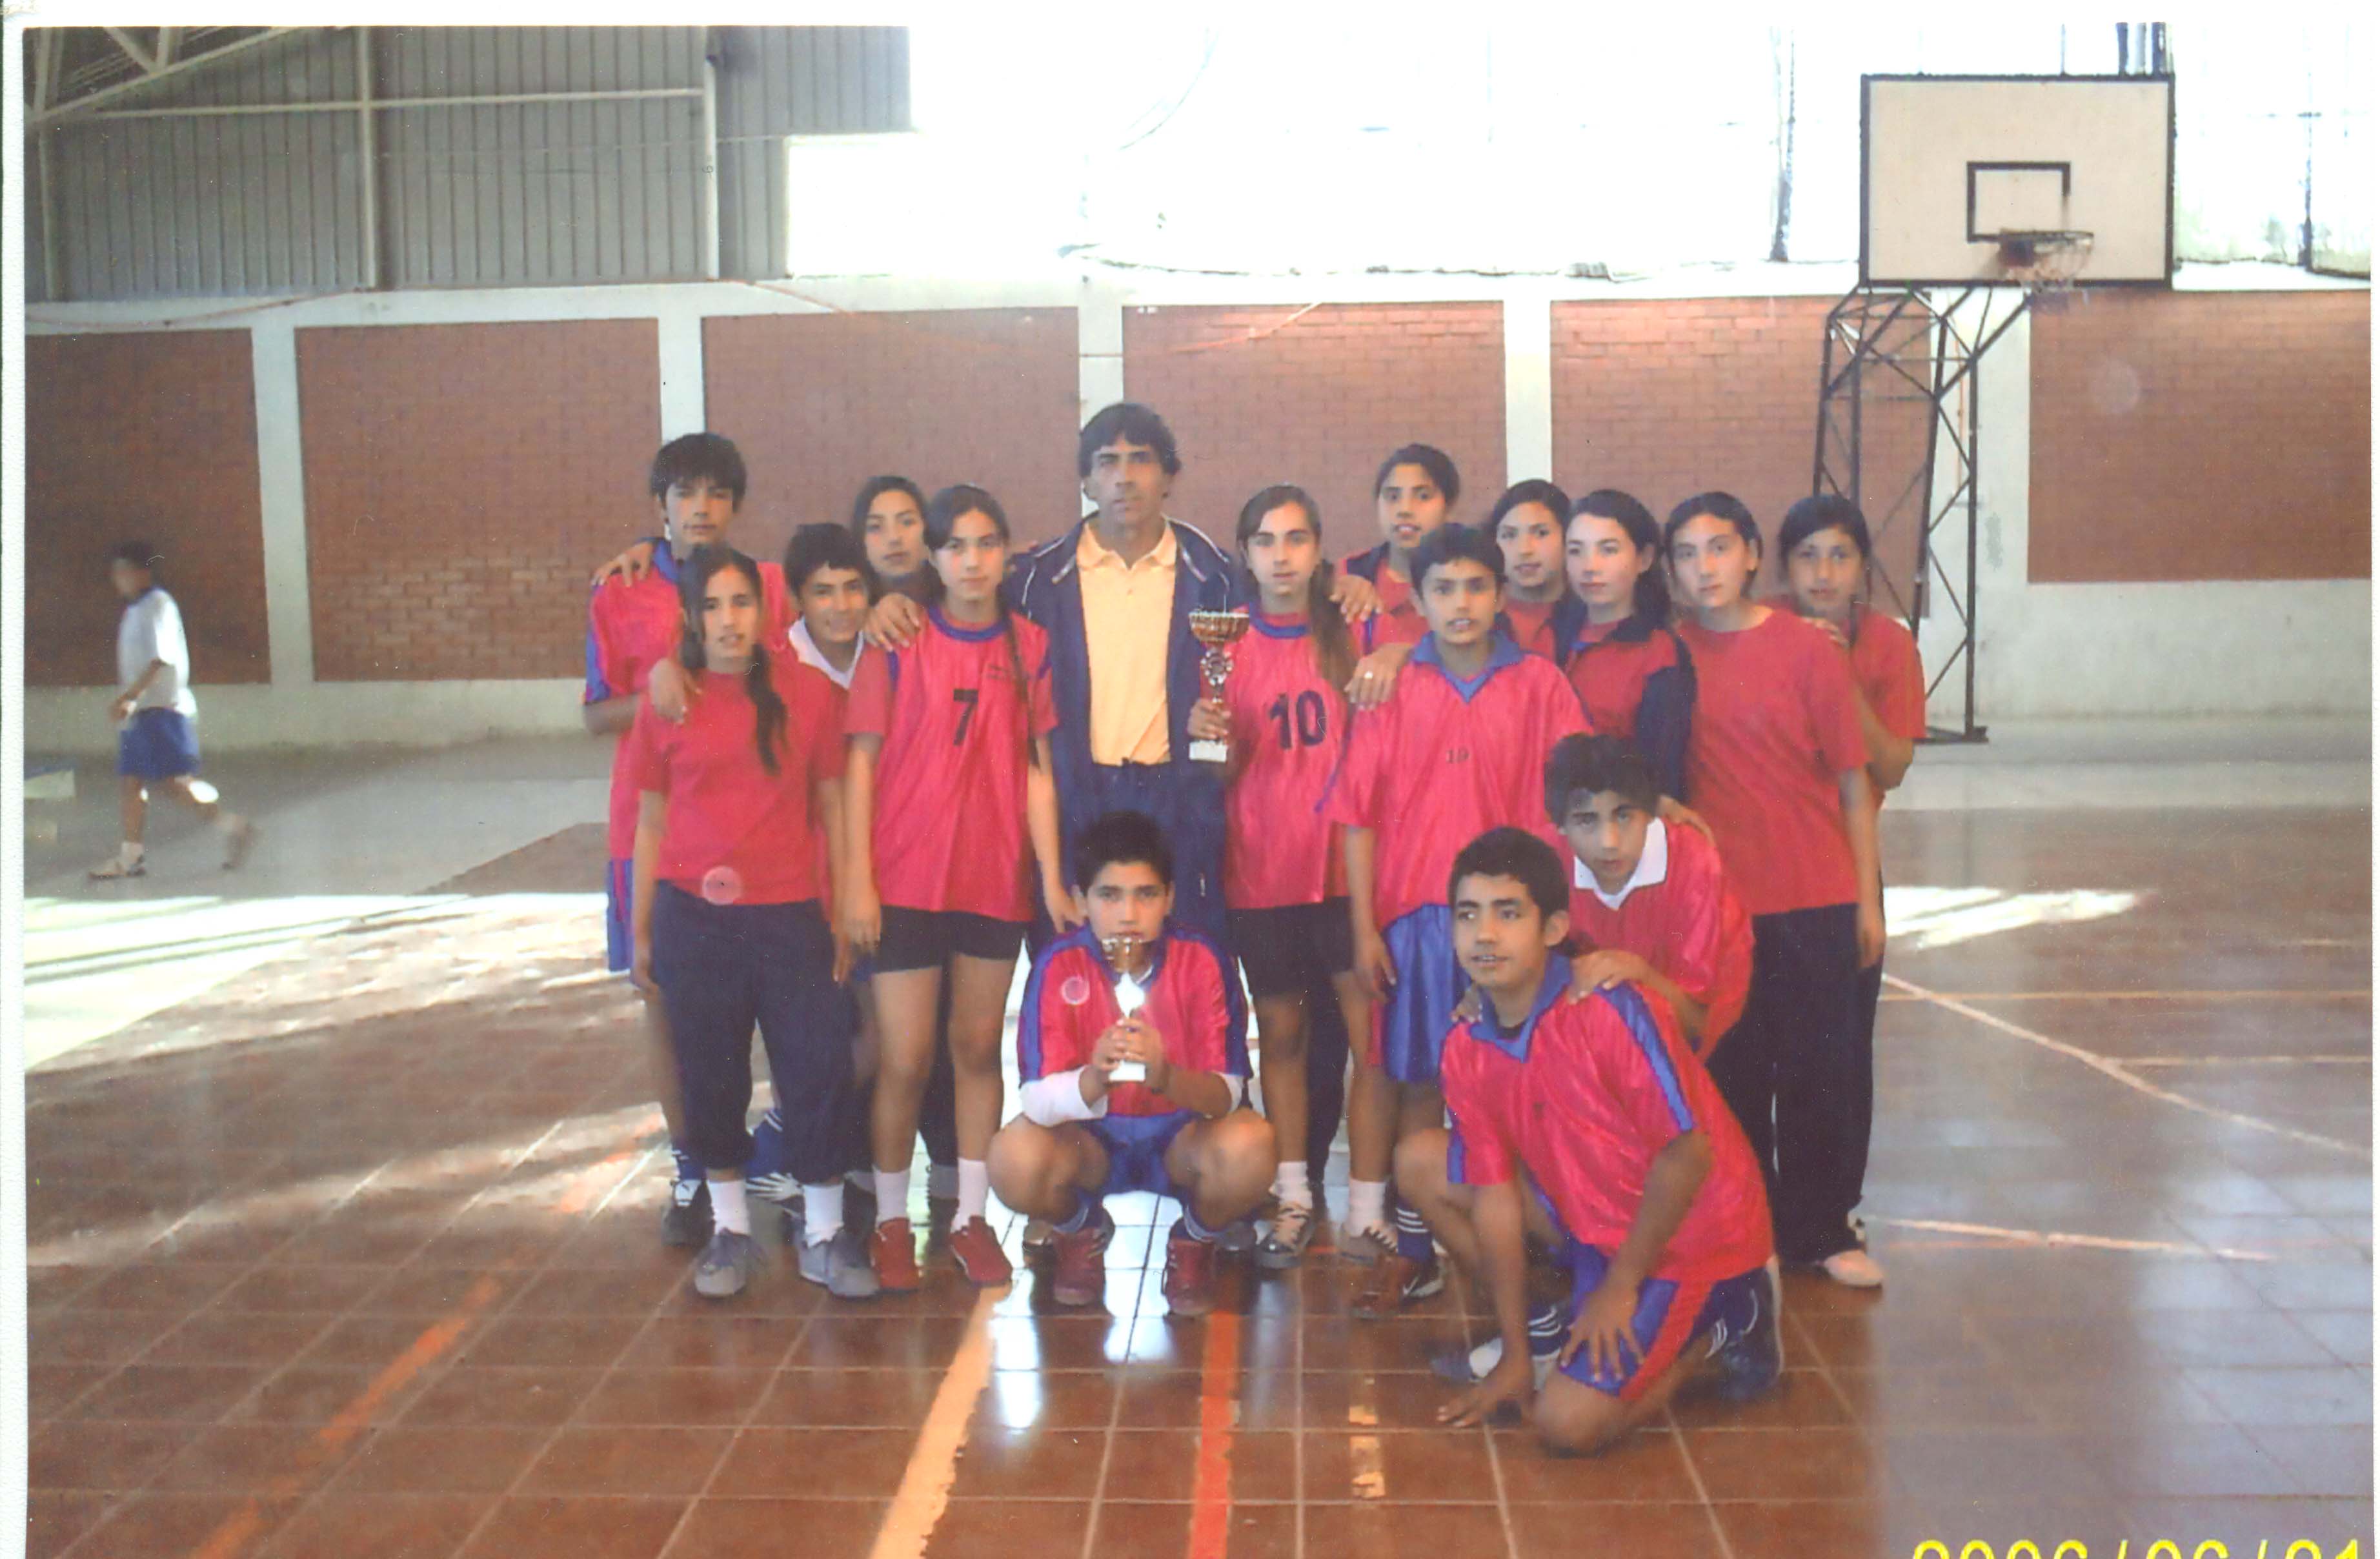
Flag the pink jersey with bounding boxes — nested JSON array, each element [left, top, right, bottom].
[[845, 607, 1058, 923], [1354, 559, 1429, 653], [588, 555, 791, 860], [1501, 598, 1560, 660], [1222, 611, 1351, 910], [1677, 611, 1868, 916], [621, 652, 842, 905], [1324, 635, 1589, 929], [1566, 820, 1755, 1049], [1016, 926, 1249, 1118], [1443, 965, 1772, 1285], [1849, 607, 1926, 814]]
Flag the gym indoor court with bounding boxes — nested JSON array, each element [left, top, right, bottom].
[[8, 19, 2372, 1559]]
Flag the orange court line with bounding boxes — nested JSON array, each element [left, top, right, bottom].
[[187, 1272, 507, 1559], [183, 1142, 638, 1559], [1186, 1309, 1244, 1559]]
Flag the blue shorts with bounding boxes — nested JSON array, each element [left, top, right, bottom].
[[1375, 903, 1464, 1085], [1085, 1111, 1196, 1198], [605, 859, 633, 973], [117, 709, 200, 781], [1533, 1187, 1766, 1402]]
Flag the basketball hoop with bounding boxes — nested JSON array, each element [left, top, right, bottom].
[[1991, 229, 2095, 307]]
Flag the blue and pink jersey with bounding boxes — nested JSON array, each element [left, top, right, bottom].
[[1444, 965, 1772, 1286], [1323, 634, 1589, 930], [1016, 925, 1249, 1119]]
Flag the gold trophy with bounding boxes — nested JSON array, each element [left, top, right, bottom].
[[1186, 608, 1253, 766], [1102, 933, 1150, 1082]]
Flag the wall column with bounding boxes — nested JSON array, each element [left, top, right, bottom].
[[657, 303, 707, 439], [251, 321, 316, 687], [1078, 290, 1127, 422], [1502, 290, 1554, 480]]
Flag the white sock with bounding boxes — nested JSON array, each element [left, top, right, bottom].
[[710, 1178, 750, 1236], [874, 1168, 911, 1225], [118, 841, 144, 867], [953, 1159, 990, 1228], [802, 1181, 843, 1245], [1273, 1160, 1313, 1210], [1347, 1178, 1387, 1234]]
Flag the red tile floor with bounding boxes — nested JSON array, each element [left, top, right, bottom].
[[22, 805, 2374, 1558]]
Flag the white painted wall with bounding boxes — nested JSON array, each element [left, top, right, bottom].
[[23, 263, 2369, 752]]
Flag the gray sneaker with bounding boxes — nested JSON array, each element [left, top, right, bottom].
[[693, 1229, 762, 1300], [797, 1222, 880, 1300]]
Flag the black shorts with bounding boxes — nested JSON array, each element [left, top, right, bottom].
[[874, 905, 1027, 973], [1229, 899, 1354, 1001]]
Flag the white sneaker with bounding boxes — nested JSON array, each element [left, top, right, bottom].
[[1820, 1247, 1884, 1288], [88, 853, 146, 880], [1442, 1334, 1557, 1389]]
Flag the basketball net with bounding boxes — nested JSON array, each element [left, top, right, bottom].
[[1993, 230, 2095, 310]]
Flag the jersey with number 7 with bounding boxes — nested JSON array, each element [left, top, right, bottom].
[[844, 605, 1059, 921]]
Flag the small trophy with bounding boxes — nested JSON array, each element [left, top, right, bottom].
[[1102, 932, 1149, 1083], [1187, 608, 1253, 765]]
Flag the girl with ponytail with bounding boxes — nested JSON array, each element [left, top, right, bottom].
[[625, 545, 867, 1303], [842, 485, 1076, 1294], [1180, 485, 1371, 1267]]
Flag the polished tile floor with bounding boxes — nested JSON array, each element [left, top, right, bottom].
[[19, 730, 2375, 1558]]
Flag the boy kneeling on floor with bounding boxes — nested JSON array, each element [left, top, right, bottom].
[[1402, 826, 1783, 1454], [989, 810, 1276, 1318]]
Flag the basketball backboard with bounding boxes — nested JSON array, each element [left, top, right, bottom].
[[1861, 75, 2175, 288]]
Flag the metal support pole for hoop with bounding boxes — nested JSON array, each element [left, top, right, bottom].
[[1810, 239, 2079, 745]]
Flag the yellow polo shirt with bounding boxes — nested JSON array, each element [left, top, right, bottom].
[[1076, 521, 1178, 765]]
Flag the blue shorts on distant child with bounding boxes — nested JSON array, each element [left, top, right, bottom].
[[117, 708, 201, 781]]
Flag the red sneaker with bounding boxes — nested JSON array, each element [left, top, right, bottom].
[[947, 1216, 1013, 1287], [1047, 1205, 1113, 1308], [869, 1218, 922, 1293], [1163, 1222, 1220, 1318]]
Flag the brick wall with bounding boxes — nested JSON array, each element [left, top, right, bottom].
[[298, 320, 660, 680], [1548, 297, 1931, 603], [1122, 303, 1506, 559], [25, 332, 270, 688], [703, 308, 1082, 556], [2030, 290, 2371, 583]]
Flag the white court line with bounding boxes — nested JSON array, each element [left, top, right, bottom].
[[867, 1285, 1003, 1559], [1869, 1216, 2279, 1262], [2126, 1054, 2372, 1067], [1884, 973, 2370, 1162]]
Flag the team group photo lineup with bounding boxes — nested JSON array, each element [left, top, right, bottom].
[[20, 21, 2368, 1558], [461, 394, 1922, 1455]]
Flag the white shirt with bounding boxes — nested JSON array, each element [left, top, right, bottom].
[[1575, 816, 1669, 910], [117, 587, 196, 718], [788, 618, 867, 692]]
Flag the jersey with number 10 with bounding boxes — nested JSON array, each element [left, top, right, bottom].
[[845, 607, 1058, 923], [1221, 612, 1351, 910]]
